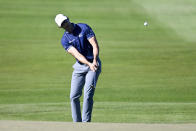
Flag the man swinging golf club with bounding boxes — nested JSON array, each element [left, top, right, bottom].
[[55, 14, 101, 122]]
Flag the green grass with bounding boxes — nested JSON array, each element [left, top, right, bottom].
[[0, 102, 196, 123], [0, 0, 196, 123]]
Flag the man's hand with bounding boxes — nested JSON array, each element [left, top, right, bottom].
[[93, 60, 98, 68], [88, 62, 98, 72]]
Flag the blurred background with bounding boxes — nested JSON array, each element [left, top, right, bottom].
[[0, 0, 196, 123]]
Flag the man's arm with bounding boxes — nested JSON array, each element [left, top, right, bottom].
[[67, 46, 97, 72], [88, 36, 99, 67]]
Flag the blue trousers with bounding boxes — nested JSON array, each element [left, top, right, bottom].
[[70, 59, 101, 122]]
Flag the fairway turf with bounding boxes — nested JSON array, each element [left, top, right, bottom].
[[0, 0, 196, 123], [0, 102, 196, 123]]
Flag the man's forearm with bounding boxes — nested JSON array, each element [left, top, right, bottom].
[[68, 46, 90, 65], [67, 46, 97, 72], [89, 36, 99, 62], [75, 52, 90, 65], [93, 44, 99, 61]]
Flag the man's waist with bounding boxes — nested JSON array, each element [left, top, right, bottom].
[[77, 58, 93, 65]]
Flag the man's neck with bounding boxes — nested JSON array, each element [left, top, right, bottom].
[[66, 23, 75, 34]]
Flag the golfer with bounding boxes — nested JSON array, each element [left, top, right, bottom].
[[55, 14, 101, 122]]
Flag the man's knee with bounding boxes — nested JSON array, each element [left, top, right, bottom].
[[70, 92, 82, 101]]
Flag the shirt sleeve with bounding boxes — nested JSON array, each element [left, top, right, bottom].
[[85, 24, 95, 39], [61, 36, 73, 51]]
